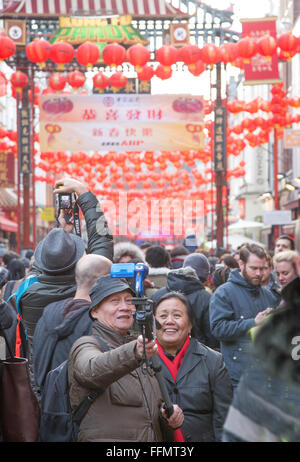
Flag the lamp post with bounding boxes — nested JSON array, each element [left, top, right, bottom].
[[273, 126, 279, 242]]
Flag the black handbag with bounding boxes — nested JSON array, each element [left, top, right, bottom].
[[0, 325, 40, 442]]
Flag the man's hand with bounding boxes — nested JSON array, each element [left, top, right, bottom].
[[161, 404, 184, 429], [135, 335, 158, 360], [254, 307, 273, 326], [57, 208, 74, 233], [53, 178, 88, 197]]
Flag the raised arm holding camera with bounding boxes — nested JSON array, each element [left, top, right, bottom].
[[18, 178, 113, 397]]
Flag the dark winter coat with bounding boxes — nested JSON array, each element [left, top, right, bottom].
[[209, 268, 280, 385], [223, 277, 300, 442], [20, 191, 113, 340], [33, 298, 92, 391], [151, 268, 218, 349], [158, 338, 233, 442]]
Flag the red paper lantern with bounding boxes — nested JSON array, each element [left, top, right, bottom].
[[188, 60, 206, 76], [49, 73, 66, 92], [76, 41, 100, 68], [93, 72, 109, 92], [26, 39, 51, 68], [257, 35, 277, 60], [178, 44, 202, 66], [137, 65, 155, 81], [155, 64, 172, 80], [155, 45, 179, 70], [237, 37, 258, 62], [0, 34, 16, 60], [102, 43, 126, 67], [277, 32, 298, 52], [50, 42, 75, 69], [109, 72, 128, 92], [67, 70, 86, 89], [10, 71, 28, 96], [200, 43, 221, 65], [127, 44, 150, 72], [219, 42, 238, 63]]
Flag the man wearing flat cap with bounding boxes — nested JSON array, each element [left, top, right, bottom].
[[19, 178, 113, 393], [68, 274, 184, 442]]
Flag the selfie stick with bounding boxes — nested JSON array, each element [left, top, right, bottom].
[[111, 263, 174, 418]]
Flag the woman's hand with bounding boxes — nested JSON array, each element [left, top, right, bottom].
[[161, 404, 184, 429], [135, 335, 158, 360]]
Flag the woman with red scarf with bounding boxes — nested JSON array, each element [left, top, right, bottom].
[[154, 291, 233, 442]]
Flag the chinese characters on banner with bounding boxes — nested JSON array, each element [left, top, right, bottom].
[[0, 152, 15, 187], [39, 94, 205, 152], [241, 17, 281, 85], [284, 129, 300, 148], [214, 106, 227, 172], [93, 78, 151, 95], [18, 106, 31, 173]]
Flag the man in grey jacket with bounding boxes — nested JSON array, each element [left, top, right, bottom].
[[209, 243, 280, 390]]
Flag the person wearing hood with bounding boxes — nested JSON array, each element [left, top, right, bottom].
[[113, 241, 145, 264], [145, 245, 171, 298], [151, 253, 218, 349], [209, 243, 279, 390]]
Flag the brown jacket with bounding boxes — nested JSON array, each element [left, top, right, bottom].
[[68, 320, 171, 442]]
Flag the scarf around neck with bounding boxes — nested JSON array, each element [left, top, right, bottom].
[[156, 336, 191, 443]]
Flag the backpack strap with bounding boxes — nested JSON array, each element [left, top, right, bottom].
[[72, 336, 110, 426]]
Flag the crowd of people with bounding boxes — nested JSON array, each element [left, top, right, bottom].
[[0, 177, 299, 442]]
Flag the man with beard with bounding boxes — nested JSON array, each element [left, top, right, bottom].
[[209, 244, 279, 391]]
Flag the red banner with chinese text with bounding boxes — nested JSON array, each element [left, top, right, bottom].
[[241, 17, 281, 85], [0, 152, 15, 188]]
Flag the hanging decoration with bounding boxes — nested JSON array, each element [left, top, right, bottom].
[[49, 73, 66, 92], [102, 43, 127, 68], [155, 45, 179, 71], [76, 41, 100, 69], [93, 72, 109, 92], [0, 34, 16, 60], [67, 70, 86, 89], [127, 44, 150, 72], [26, 39, 52, 68], [50, 41, 75, 69], [10, 71, 28, 96]]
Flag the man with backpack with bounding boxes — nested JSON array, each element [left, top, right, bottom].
[[33, 253, 112, 393]]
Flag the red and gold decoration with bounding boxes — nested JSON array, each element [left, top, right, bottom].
[[76, 41, 100, 68], [26, 39, 52, 68]]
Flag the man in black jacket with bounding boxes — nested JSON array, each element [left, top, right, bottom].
[[19, 178, 113, 393], [151, 253, 218, 349]]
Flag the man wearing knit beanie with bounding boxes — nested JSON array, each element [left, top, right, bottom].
[[183, 253, 210, 283]]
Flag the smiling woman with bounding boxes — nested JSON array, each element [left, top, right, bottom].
[[154, 291, 233, 442]]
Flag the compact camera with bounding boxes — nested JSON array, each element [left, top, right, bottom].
[[58, 193, 73, 210]]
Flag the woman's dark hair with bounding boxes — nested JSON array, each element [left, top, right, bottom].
[[153, 291, 196, 337], [7, 258, 26, 281], [223, 255, 239, 269]]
